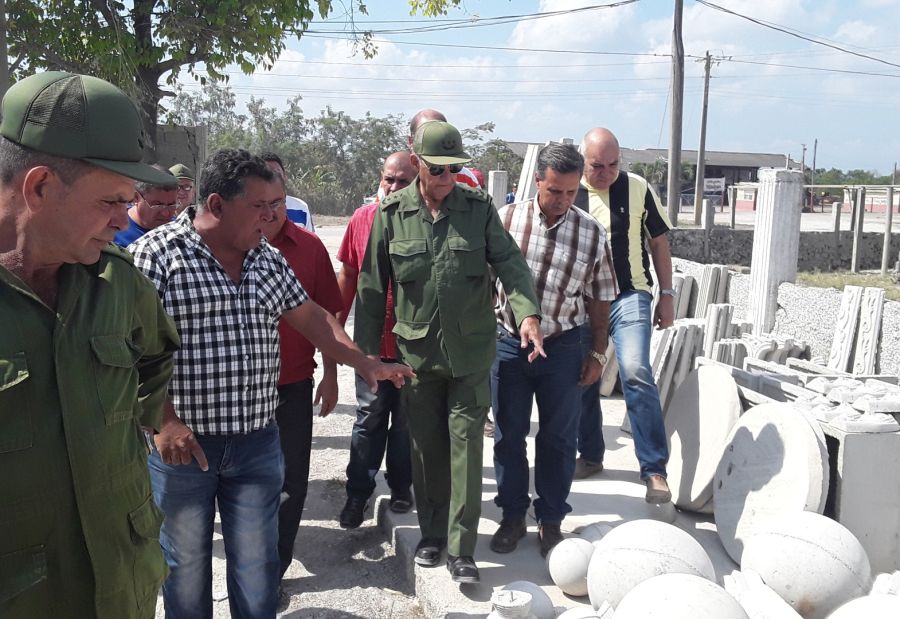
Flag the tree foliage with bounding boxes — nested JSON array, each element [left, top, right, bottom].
[[6, 0, 461, 158], [168, 84, 516, 215]]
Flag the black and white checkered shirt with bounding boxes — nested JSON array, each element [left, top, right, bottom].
[[496, 198, 618, 337], [129, 210, 308, 435]]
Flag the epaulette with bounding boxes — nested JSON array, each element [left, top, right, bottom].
[[379, 191, 402, 210], [101, 242, 135, 265], [458, 184, 492, 204]]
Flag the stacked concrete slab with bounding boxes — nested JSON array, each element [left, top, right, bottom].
[[693, 265, 730, 319], [828, 285, 886, 374]]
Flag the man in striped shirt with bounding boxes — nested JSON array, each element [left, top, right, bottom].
[[574, 127, 675, 504], [491, 143, 618, 557]]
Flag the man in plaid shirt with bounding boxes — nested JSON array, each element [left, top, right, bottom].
[[490, 143, 618, 557], [129, 149, 413, 617]]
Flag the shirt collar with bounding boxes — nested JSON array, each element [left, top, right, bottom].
[[533, 196, 571, 231]]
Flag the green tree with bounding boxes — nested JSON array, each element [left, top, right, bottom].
[[7, 0, 463, 159]]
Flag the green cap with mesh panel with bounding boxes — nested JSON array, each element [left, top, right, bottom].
[[0, 71, 174, 184], [412, 121, 471, 165], [168, 163, 194, 180]]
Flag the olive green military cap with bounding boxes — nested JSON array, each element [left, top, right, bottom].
[[0, 71, 174, 184], [169, 163, 194, 180], [412, 121, 471, 165]]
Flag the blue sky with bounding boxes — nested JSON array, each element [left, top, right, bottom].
[[180, 0, 900, 174]]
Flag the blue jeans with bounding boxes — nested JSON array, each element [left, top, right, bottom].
[[491, 326, 583, 525], [149, 422, 284, 619], [345, 370, 412, 499], [578, 290, 669, 479]]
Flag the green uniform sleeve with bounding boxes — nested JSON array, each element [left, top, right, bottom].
[[354, 205, 392, 355], [483, 201, 541, 328], [132, 273, 180, 430]]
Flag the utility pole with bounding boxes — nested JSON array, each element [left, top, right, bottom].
[[667, 0, 685, 225], [809, 138, 817, 210], [800, 144, 806, 177], [693, 51, 712, 226]]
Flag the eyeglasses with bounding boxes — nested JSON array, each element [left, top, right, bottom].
[[176, 183, 193, 193], [427, 163, 464, 177], [137, 192, 178, 210]]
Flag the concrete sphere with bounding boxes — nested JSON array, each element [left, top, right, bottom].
[[741, 511, 871, 619], [547, 538, 595, 597], [586, 519, 715, 609], [556, 605, 611, 619], [614, 573, 749, 618], [826, 594, 900, 618], [577, 522, 613, 543], [503, 581, 555, 619]]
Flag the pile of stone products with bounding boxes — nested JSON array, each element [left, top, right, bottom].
[[827, 285, 885, 375], [500, 361, 900, 618]]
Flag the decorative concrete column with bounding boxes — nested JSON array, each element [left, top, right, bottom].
[[747, 168, 803, 334], [488, 170, 508, 208]]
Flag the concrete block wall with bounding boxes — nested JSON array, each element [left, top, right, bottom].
[[669, 229, 900, 271], [672, 257, 900, 376]]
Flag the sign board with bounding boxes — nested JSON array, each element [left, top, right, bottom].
[[704, 177, 726, 192]]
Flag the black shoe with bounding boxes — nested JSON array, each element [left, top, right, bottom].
[[389, 489, 413, 514], [447, 554, 480, 584], [414, 537, 446, 567], [339, 495, 369, 529], [538, 523, 564, 557], [490, 517, 527, 554]]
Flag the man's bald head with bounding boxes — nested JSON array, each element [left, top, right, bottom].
[[380, 150, 417, 197], [408, 109, 447, 146], [581, 127, 621, 191]]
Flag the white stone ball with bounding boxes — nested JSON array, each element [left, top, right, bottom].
[[577, 522, 614, 543], [503, 581, 555, 619], [556, 604, 612, 619], [614, 573, 749, 618], [825, 594, 900, 618], [586, 519, 715, 609], [547, 538, 595, 597], [741, 511, 871, 619]]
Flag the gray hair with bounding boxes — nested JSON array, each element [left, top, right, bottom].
[[0, 136, 93, 185], [135, 164, 176, 195], [536, 143, 584, 180]]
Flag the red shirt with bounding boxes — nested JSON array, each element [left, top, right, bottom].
[[337, 202, 397, 360], [269, 220, 343, 384]]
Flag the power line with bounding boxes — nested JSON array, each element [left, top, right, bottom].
[[304, 1, 640, 35], [695, 0, 900, 70], [300, 33, 681, 58], [724, 58, 900, 79]]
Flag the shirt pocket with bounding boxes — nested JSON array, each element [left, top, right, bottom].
[[0, 351, 32, 454], [90, 335, 142, 426], [0, 544, 47, 604], [127, 495, 167, 609], [448, 235, 487, 278], [389, 238, 429, 283]]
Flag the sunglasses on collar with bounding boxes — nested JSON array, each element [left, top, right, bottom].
[[426, 163, 464, 177]]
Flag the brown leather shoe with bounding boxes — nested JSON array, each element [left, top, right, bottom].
[[538, 523, 564, 557], [573, 457, 604, 480], [645, 474, 672, 503]]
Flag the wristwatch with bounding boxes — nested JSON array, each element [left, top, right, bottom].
[[660, 288, 676, 298], [589, 350, 608, 365]]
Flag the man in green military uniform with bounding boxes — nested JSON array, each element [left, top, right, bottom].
[[355, 121, 543, 584], [0, 72, 180, 617]]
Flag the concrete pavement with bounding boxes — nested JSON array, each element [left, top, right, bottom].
[[375, 395, 737, 618]]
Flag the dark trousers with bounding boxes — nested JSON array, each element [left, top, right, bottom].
[[491, 327, 583, 525], [275, 378, 313, 578], [345, 372, 412, 499]]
